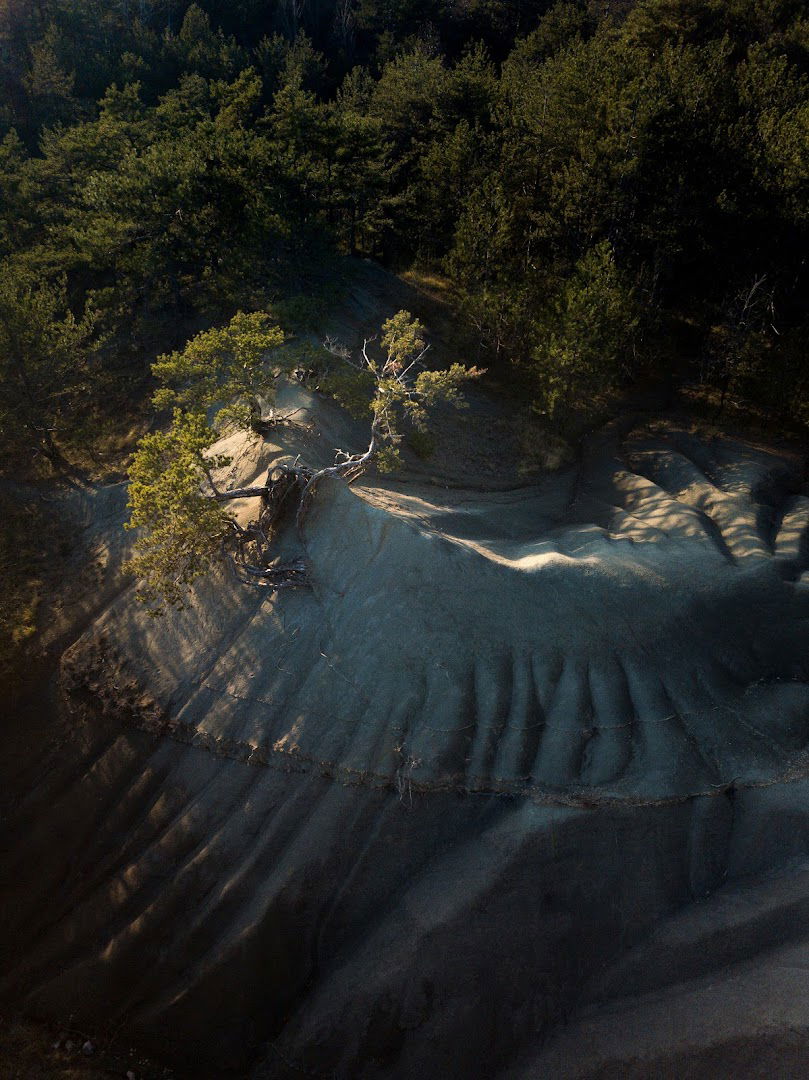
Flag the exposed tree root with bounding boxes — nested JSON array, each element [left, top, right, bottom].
[[219, 465, 312, 589], [215, 440, 378, 589]]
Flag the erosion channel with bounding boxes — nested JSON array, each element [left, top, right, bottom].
[[3, 384, 809, 1079]]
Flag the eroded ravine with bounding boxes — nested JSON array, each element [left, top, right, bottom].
[[3, 399, 809, 1078]]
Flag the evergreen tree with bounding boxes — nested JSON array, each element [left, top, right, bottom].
[[0, 265, 97, 469]]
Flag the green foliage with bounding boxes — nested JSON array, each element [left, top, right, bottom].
[[361, 41, 497, 261], [379, 309, 427, 371], [0, 132, 31, 257], [0, 264, 98, 467], [23, 29, 80, 130], [330, 88, 394, 255], [320, 366, 376, 418], [126, 308, 481, 608], [126, 309, 296, 606], [406, 428, 436, 459], [375, 445, 404, 472], [271, 293, 329, 331], [529, 242, 652, 426], [0, 0, 806, 490], [322, 310, 482, 452], [332, 309, 483, 471], [152, 311, 288, 428], [63, 69, 278, 314], [171, 4, 247, 80], [125, 409, 232, 610]]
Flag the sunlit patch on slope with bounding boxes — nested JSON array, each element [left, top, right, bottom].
[[64, 406, 809, 804]]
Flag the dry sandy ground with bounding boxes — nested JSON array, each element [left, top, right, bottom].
[[2, 272, 809, 1077]]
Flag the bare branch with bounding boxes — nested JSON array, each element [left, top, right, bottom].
[[212, 485, 271, 501]]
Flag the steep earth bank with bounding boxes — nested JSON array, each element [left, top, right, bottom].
[[2, 286, 808, 1076]]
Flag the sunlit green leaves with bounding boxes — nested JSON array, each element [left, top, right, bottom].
[[152, 311, 287, 424], [125, 310, 292, 608], [379, 310, 426, 372], [125, 409, 232, 611], [323, 310, 482, 469]]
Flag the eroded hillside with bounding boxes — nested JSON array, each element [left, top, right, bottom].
[[2, 277, 809, 1076]]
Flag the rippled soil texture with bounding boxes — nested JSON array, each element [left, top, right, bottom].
[[3, 404, 808, 1078]]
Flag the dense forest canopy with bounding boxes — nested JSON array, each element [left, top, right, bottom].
[[0, 0, 807, 638]]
